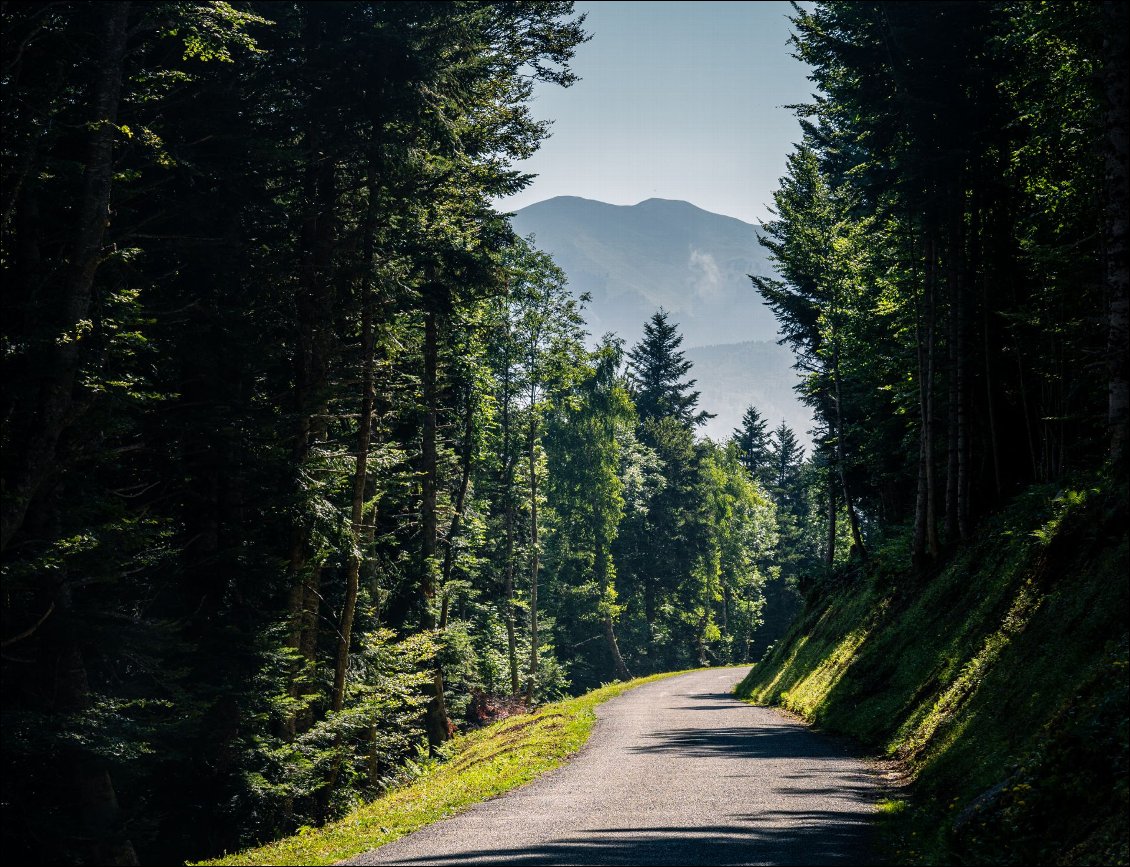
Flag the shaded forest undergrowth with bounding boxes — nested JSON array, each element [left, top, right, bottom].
[[738, 478, 1129, 865]]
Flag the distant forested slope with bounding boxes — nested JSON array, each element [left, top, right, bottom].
[[511, 197, 813, 447], [685, 340, 812, 447]]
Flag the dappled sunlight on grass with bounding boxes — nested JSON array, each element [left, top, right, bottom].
[[898, 586, 1041, 760], [778, 625, 873, 719], [735, 481, 1128, 864]]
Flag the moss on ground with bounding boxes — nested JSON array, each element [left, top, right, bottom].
[[195, 670, 687, 866], [737, 480, 1129, 865]]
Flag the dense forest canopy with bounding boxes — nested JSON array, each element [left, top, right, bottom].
[[1, 1, 1125, 865], [752, 0, 1127, 567], [0, 3, 798, 863]]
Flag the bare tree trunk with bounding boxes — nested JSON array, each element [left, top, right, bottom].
[[944, 213, 960, 542], [914, 232, 940, 563], [504, 501, 520, 694], [825, 469, 837, 569], [1103, 1, 1129, 465], [440, 390, 475, 629], [526, 411, 540, 703], [831, 347, 865, 559], [945, 198, 972, 543], [422, 303, 451, 746], [982, 269, 1002, 500], [499, 333, 520, 695], [924, 237, 940, 557], [331, 273, 377, 714], [596, 538, 630, 681], [1015, 347, 1039, 481], [1, 2, 130, 552], [955, 234, 970, 541]]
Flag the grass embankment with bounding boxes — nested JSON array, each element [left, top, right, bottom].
[[198, 670, 685, 867], [737, 480, 1128, 865]]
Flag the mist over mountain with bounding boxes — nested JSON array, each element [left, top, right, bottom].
[[511, 196, 813, 448], [511, 196, 779, 348]]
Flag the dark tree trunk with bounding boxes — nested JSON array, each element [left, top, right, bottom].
[[440, 389, 476, 629], [914, 232, 941, 564], [421, 303, 451, 746], [499, 335, 520, 695], [944, 198, 970, 543], [945, 214, 960, 542], [831, 348, 865, 559], [331, 263, 377, 715], [526, 411, 540, 703], [825, 469, 837, 569], [982, 264, 1003, 500], [596, 538, 630, 681], [55, 588, 139, 865], [504, 500, 520, 694], [1103, 1, 1129, 465]]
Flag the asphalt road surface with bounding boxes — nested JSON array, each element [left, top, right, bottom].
[[346, 667, 878, 866]]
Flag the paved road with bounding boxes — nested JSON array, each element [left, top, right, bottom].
[[346, 667, 878, 866]]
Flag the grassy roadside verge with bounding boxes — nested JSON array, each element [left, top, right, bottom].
[[196, 670, 689, 866]]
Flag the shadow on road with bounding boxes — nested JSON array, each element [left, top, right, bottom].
[[630, 724, 858, 761], [373, 816, 874, 866]]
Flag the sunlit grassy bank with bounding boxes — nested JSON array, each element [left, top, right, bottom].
[[196, 670, 685, 866], [737, 480, 1128, 864]]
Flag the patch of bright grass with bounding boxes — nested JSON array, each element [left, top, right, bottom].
[[876, 798, 908, 815], [196, 670, 690, 866]]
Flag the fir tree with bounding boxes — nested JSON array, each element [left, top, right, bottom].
[[768, 421, 805, 513], [732, 405, 772, 485], [626, 309, 715, 428]]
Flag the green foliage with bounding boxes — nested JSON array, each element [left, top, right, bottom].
[[1, 2, 592, 863]]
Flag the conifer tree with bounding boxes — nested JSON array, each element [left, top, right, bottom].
[[732, 405, 773, 485], [768, 422, 805, 513], [626, 310, 714, 428]]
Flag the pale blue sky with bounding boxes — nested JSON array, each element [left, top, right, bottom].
[[498, 1, 815, 225]]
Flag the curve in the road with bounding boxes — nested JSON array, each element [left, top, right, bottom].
[[345, 667, 878, 866]]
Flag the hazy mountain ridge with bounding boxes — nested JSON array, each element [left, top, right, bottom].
[[512, 196, 780, 347], [511, 196, 812, 448]]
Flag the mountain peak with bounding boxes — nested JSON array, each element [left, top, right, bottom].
[[633, 197, 698, 210], [518, 196, 755, 226]]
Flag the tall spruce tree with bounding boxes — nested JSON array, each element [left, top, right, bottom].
[[768, 422, 805, 513], [627, 310, 714, 429], [732, 406, 773, 485]]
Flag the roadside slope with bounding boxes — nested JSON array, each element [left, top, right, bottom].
[[737, 481, 1129, 864]]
